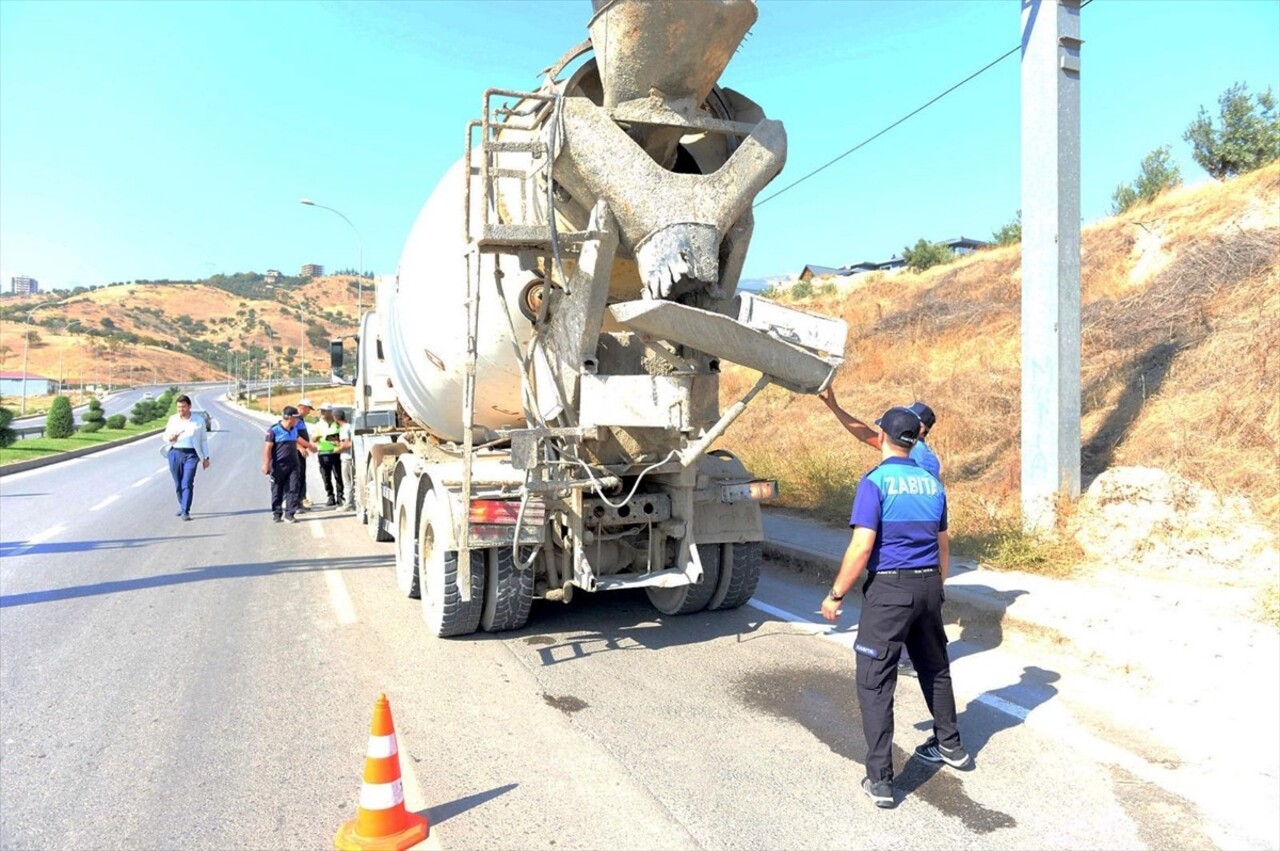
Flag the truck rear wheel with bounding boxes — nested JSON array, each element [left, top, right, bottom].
[[418, 490, 483, 637], [646, 544, 721, 615], [479, 547, 534, 632], [394, 498, 420, 599], [707, 541, 762, 610]]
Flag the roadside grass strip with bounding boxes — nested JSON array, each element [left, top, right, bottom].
[[0, 422, 166, 466]]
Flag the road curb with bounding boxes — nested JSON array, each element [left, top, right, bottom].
[[0, 427, 166, 477], [761, 539, 1072, 649]]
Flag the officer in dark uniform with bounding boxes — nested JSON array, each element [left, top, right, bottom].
[[821, 406, 968, 809]]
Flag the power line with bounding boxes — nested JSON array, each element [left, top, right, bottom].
[[754, 0, 1093, 210]]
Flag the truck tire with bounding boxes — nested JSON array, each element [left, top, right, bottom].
[[418, 490, 483, 637], [479, 547, 534, 632], [394, 498, 420, 599], [366, 471, 392, 542], [707, 541, 762, 610], [646, 543, 721, 615]]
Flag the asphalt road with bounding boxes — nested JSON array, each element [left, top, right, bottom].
[[0, 391, 1259, 849]]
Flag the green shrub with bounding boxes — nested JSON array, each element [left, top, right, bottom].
[[45, 396, 76, 439], [106, 414, 126, 429], [903, 238, 954, 272], [81, 420, 104, 433], [82, 398, 106, 429], [129, 401, 156, 425], [0, 406, 14, 448]]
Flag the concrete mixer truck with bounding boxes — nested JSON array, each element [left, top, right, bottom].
[[336, 0, 847, 637]]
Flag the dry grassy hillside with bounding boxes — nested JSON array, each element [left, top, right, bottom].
[[0, 275, 360, 397], [722, 162, 1280, 556]]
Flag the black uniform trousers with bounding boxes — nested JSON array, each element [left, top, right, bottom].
[[270, 463, 300, 518], [855, 568, 959, 782], [296, 452, 309, 505], [318, 452, 343, 502]]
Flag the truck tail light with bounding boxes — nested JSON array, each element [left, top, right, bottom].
[[469, 499, 546, 525]]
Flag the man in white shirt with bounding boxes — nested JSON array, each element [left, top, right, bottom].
[[334, 408, 354, 510], [162, 394, 211, 521]]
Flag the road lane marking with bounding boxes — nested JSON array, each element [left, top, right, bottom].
[[90, 494, 120, 512], [4, 524, 67, 557], [132, 472, 160, 488], [325, 569, 357, 624], [310, 519, 326, 539]]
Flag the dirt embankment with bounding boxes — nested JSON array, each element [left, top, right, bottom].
[[722, 162, 1280, 620]]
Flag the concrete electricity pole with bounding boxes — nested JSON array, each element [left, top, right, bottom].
[[1020, 0, 1083, 530]]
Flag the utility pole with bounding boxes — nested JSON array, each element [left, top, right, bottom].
[[1021, 0, 1082, 531]]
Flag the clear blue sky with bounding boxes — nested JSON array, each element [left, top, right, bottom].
[[1, 0, 1277, 291]]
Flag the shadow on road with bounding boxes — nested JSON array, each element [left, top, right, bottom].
[[957, 665, 1061, 761], [944, 587, 1029, 662], [496, 590, 769, 663], [422, 782, 518, 825], [0, 553, 391, 609]]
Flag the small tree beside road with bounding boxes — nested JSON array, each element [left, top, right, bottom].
[[0, 406, 15, 448], [45, 396, 75, 439], [81, 398, 106, 433]]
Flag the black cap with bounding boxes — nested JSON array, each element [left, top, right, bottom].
[[875, 406, 920, 449], [907, 401, 936, 429], [282, 406, 299, 417]]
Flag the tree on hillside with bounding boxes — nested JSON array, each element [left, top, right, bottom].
[[1184, 83, 1280, 180], [902, 239, 953, 272], [992, 211, 1021, 246], [46, 396, 75, 439], [1111, 146, 1182, 214], [0, 344, 11, 370]]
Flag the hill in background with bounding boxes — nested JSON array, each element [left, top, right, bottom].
[[0, 273, 362, 392]]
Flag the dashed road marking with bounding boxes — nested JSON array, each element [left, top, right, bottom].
[[5, 524, 67, 557], [325, 569, 357, 625], [132, 472, 160, 488], [90, 494, 120, 512], [310, 519, 326, 539]]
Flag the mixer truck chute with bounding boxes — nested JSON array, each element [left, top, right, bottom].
[[346, 0, 848, 637]]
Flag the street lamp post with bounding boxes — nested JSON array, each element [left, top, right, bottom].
[[300, 198, 365, 320], [20, 314, 33, 416]]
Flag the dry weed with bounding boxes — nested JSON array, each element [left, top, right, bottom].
[[722, 163, 1280, 579]]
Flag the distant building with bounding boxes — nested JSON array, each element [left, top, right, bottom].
[[799, 236, 992, 280], [0, 371, 54, 396], [264, 269, 282, 283], [10, 276, 39, 295], [300, 264, 324, 278]]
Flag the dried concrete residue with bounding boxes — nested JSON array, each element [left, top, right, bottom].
[[1071, 466, 1278, 587]]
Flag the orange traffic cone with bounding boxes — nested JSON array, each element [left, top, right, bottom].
[[335, 694, 430, 851]]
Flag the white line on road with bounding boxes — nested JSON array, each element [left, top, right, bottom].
[[132, 471, 161, 488], [90, 494, 120, 512], [310, 519, 326, 539], [325, 569, 357, 625], [6, 524, 67, 557]]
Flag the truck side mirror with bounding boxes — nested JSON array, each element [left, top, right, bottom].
[[330, 339, 344, 369]]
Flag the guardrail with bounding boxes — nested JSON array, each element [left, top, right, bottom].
[[11, 425, 46, 441]]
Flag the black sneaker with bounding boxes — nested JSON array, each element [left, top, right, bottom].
[[326, 497, 337, 506], [897, 655, 917, 678], [285, 515, 298, 523], [861, 777, 894, 808], [915, 736, 970, 768], [272, 515, 283, 523]]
